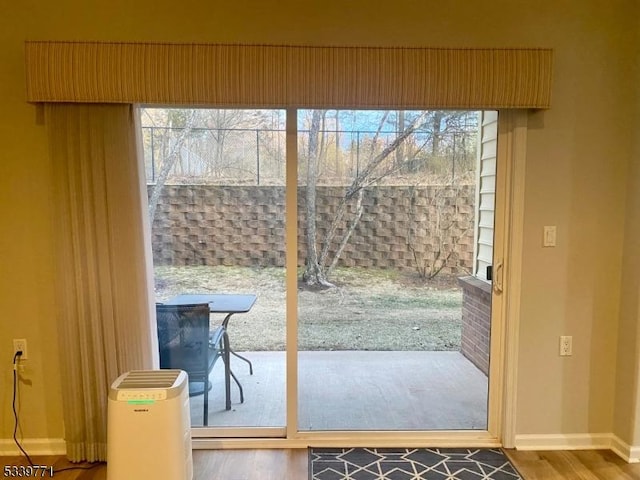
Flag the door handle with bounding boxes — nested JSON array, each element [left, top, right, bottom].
[[493, 260, 504, 294]]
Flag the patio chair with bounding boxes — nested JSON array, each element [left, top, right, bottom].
[[156, 303, 243, 425]]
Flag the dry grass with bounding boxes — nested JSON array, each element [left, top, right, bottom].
[[155, 266, 462, 351]]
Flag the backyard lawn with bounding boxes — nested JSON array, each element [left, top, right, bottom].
[[154, 265, 463, 351]]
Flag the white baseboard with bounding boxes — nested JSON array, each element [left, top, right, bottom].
[[0, 438, 66, 456], [611, 435, 640, 463], [514, 433, 612, 451], [515, 433, 639, 463]]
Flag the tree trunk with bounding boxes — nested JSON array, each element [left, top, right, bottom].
[[327, 188, 365, 276], [320, 111, 430, 277], [302, 110, 334, 288], [148, 110, 197, 224], [395, 110, 406, 171], [432, 111, 443, 156], [302, 109, 429, 286]]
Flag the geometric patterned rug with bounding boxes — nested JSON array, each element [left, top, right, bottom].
[[309, 448, 523, 480]]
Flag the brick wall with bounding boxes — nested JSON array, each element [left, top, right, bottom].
[[458, 276, 491, 375], [149, 184, 475, 274]]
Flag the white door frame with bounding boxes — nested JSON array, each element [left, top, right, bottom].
[[193, 109, 528, 449]]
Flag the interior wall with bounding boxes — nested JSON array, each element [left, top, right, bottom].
[[517, 2, 636, 438], [0, 0, 637, 445], [614, 119, 640, 446], [614, 9, 640, 447]]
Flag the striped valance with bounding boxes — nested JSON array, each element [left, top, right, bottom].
[[25, 42, 553, 109]]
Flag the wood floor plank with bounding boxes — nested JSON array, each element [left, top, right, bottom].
[[505, 449, 640, 480], [573, 450, 640, 480], [506, 450, 572, 479], [192, 449, 307, 480], [546, 450, 603, 479]]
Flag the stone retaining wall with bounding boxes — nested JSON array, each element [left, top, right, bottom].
[[149, 184, 475, 274]]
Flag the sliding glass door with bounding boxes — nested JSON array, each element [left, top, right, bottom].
[[139, 107, 499, 437]]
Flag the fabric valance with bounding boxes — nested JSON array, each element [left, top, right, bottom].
[[25, 41, 553, 109]]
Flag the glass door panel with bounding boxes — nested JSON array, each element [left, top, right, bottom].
[[140, 108, 287, 431], [296, 109, 491, 431]]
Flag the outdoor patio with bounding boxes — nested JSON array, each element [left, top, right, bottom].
[[188, 350, 488, 431]]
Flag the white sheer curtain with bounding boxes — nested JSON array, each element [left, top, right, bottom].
[[46, 103, 157, 462]]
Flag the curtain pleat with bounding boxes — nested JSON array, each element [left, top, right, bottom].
[[46, 103, 156, 462], [26, 42, 553, 109]]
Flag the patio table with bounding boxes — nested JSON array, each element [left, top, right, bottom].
[[164, 293, 257, 375]]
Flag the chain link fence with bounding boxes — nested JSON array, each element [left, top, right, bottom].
[[142, 125, 478, 186]]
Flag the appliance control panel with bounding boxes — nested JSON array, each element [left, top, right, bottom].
[[117, 390, 167, 402]]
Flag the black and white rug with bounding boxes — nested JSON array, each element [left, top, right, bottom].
[[309, 448, 523, 480]]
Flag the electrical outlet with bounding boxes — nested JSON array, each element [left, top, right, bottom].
[[13, 338, 28, 360], [559, 335, 572, 356]]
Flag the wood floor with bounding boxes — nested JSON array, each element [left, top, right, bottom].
[[2, 449, 639, 479], [504, 450, 640, 479]]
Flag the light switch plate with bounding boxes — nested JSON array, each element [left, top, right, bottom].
[[543, 226, 557, 247]]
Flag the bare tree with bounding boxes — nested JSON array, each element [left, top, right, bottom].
[[147, 109, 198, 223], [301, 110, 431, 287], [406, 180, 472, 280], [302, 110, 331, 286]]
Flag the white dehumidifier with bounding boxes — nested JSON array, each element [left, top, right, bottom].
[[107, 369, 192, 480]]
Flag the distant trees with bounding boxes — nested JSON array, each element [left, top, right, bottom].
[[142, 108, 285, 223]]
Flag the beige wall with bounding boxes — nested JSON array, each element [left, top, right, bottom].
[[1, 0, 637, 445], [614, 10, 640, 446], [516, 2, 636, 437], [614, 115, 640, 445]]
